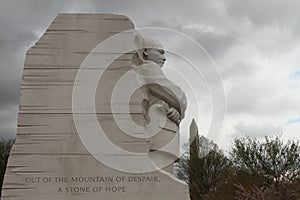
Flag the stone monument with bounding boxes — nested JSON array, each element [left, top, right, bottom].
[[1, 14, 190, 200]]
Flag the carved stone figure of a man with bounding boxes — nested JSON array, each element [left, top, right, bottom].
[[132, 36, 187, 173], [132, 37, 187, 125]]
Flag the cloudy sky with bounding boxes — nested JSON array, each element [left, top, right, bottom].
[[1, 0, 300, 151]]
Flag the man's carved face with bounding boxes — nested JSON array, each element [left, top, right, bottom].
[[144, 48, 166, 68]]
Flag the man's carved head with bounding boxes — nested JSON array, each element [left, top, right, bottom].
[[142, 39, 166, 68]]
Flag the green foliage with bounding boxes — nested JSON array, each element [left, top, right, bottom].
[[230, 136, 300, 187], [0, 138, 15, 196], [179, 135, 300, 200], [226, 136, 300, 200]]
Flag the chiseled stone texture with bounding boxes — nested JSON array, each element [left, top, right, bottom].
[[1, 14, 190, 200]]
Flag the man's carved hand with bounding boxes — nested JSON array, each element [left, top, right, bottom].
[[167, 107, 181, 125]]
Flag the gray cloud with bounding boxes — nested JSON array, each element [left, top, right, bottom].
[[221, 61, 255, 81], [231, 122, 283, 139], [192, 30, 239, 58], [223, 0, 300, 29], [79, 0, 241, 58], [146, 20, 240, 58], [0, 31, 37, 108], [226, 67, 300, 117], [85, 0, 226, 27], [0, 105, 18, 139]]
